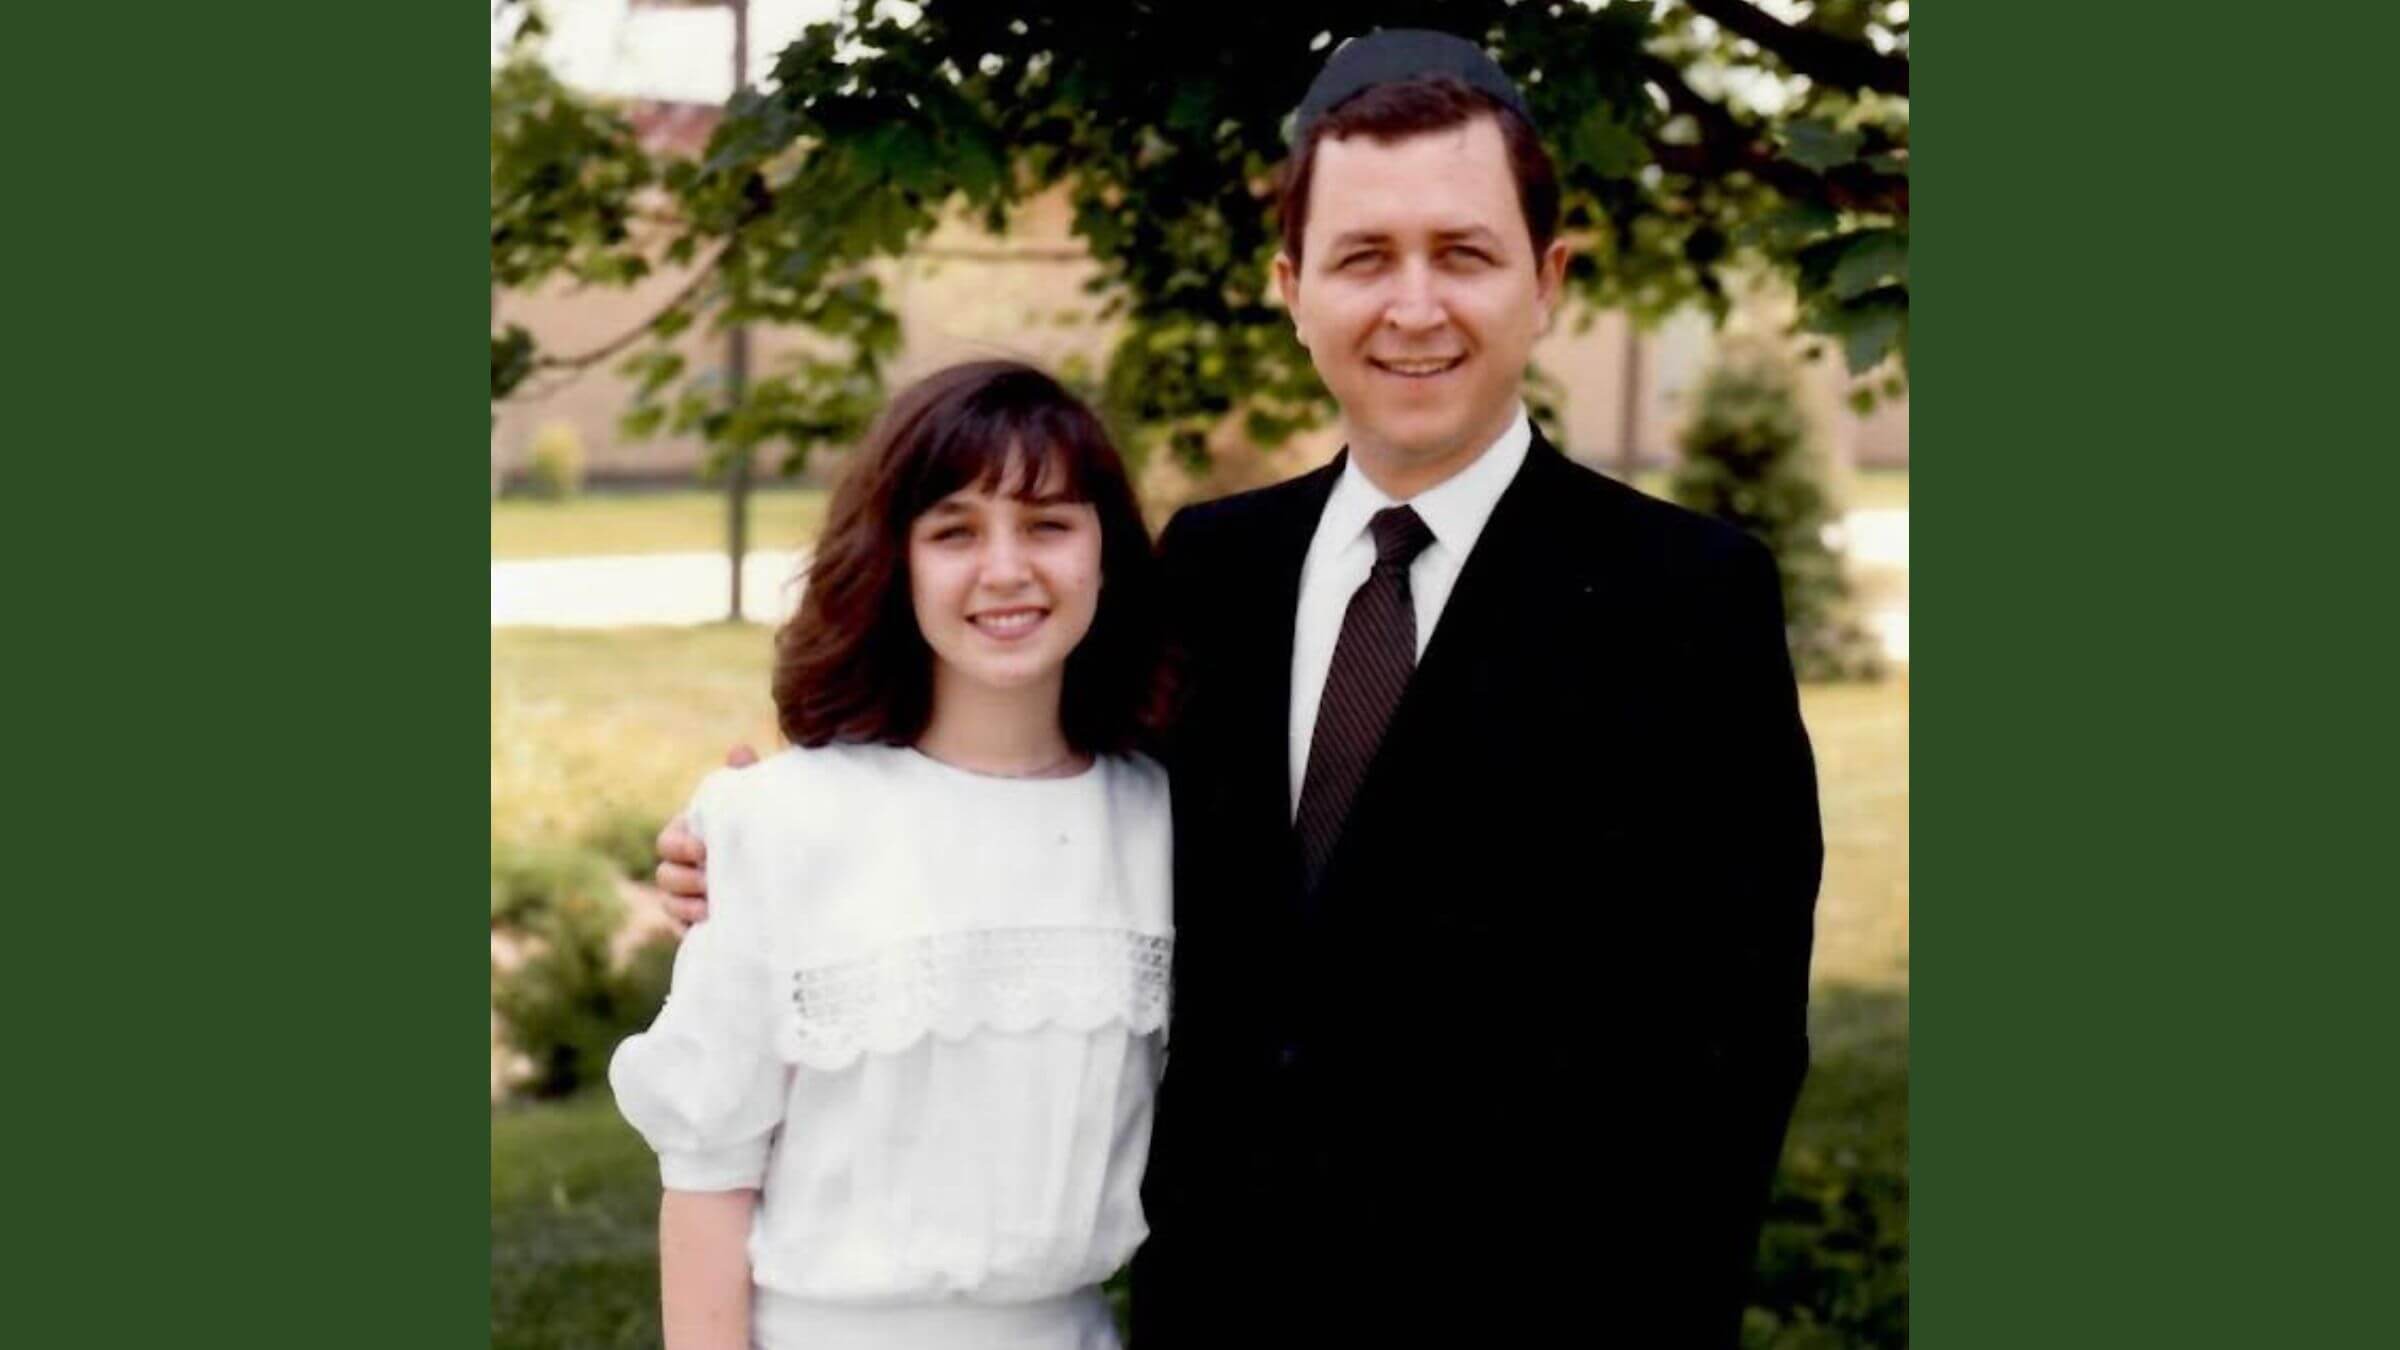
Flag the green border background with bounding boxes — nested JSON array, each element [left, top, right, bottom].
[[1921, 6, 2396, 1348], [12, 4, 485, 1343]]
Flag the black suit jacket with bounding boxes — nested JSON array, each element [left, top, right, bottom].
[[1131, 433, 1823, 1348]]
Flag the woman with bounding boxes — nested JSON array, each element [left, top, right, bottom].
[[610, 360, 1173, 1350]]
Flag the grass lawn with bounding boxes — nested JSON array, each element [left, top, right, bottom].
[[491, 625, 780, 858], [492, 1092, 661, 1350], [491, 629, 1907, 1348], [492, 487, 830, 560], [489, 471, 1906, 562]]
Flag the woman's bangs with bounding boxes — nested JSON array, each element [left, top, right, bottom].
[[895, 378, 1112, 520], [946, 411, 1096, 505]]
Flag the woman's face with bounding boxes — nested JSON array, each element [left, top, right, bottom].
[[907, 468, 1104, 700]]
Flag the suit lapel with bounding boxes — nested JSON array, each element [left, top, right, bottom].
[[1226, 456, 1344, 892], [1411, 434, 1568, 694]]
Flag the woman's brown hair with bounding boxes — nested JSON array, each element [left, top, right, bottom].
[[773, 360, 1168, 755]]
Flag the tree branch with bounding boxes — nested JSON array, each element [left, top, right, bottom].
[[534, 241, 731, 372], [1680, 0, 1908, 96], [1643, 57, 1906, 218], [913, 244, 1089, 263]]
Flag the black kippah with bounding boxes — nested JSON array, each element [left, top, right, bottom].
[[1291, 28, 1534, 145]]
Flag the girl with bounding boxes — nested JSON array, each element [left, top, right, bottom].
[[610, 361, 1174, 1350]]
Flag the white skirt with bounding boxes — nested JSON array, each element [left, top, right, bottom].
[[752, 1286, 1119, 1350]]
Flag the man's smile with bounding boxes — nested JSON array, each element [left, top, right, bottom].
[[1367, 354, 1467, 379]]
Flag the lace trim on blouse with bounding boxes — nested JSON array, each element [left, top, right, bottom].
[[785, 926, 1172, 1070]]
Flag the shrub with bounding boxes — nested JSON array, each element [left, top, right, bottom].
[[490, 843, 614, 930], [578, 806, 668, 880], [1670, 339, 1886, 682], [524, 420, 587, 500], [491, 843, 674, 1099]]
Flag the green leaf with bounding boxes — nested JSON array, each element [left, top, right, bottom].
[[1829, 230, 1907, 301], [1832, 288, 1908, 375], [1738, 202, 1841, 250], [632, 352, 685, 399], [1780, 118, 1864, 173], [618, 405, 666, 441], [490, 326, 536, 401], [1568, 104, 1648, 179], [1793, 235, 1850, 295]]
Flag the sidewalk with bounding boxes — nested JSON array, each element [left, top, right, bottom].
[[491, 548, 809, 627]]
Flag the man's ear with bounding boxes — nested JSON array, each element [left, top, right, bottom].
[[1272, 251, 1306, 345], [1535, 238, 1571, 333]]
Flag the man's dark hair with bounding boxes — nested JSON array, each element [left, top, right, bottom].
[[1277, 74, 1560, 267], [772, 359, 1170, 755]]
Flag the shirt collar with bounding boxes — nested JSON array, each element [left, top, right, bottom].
[[1319, 404, 1533, 560]]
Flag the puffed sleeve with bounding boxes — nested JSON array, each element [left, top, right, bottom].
[[608, 770, 791, 1191]]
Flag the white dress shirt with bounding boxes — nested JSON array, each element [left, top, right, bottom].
[[1288, 406, 1532, 816]]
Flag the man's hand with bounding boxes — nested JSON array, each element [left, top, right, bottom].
[[654, 744, 759, 931]]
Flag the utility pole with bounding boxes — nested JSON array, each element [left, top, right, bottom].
[[723, 0, 752, 622], [1616, 314, 1644, 485]]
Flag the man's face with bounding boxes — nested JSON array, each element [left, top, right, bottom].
[[1275, 113, 1568, 494]]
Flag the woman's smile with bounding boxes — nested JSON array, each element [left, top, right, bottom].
[[969, 606, 1050, 641]]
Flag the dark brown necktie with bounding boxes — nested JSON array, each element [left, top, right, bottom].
[[1296, 504, 1436, 890]]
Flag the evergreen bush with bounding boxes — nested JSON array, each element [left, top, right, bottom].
[[1670, 340, 1886, 682]]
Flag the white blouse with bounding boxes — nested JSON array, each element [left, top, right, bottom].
[[609, 743, 1172, 1349]]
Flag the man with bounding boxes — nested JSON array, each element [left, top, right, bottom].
[[658, 30, 1820, 1347]]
